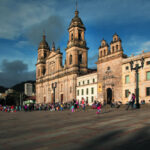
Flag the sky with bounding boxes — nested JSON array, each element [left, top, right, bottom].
[[0, 0, 150, 87]]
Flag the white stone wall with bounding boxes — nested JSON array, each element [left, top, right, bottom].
[[76, 72, 97, 105], [24, 83, 33, 96]]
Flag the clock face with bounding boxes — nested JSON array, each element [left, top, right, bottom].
[[49, 61, 55, 65], [48, 61, 55, 74]]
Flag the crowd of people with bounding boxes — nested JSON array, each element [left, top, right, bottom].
[[0, 93, 147, 113], [0, 105, 22, 112], [0, 98, 103, 114]]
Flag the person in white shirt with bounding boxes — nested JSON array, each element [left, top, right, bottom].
[[126, 91, 133, 110]]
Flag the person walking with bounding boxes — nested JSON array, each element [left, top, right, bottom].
[[96, 102, 102, 114], [81, 98, 85, 111], [126, 91, 133, 110], [132, 93, 135, 108], [71, 104, 74, 112]]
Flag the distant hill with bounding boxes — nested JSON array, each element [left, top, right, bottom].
[[0, 86, 8, 93], [11, 80, 35, 93]]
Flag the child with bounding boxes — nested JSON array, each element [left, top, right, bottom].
[[60, 104, 63, 111], [96, 102, 102, 114], [71, 104, 74, 112]]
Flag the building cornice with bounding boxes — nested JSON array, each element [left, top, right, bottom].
[[36, 70, 79, 84], [122, 52, 150, 64], [96, 51, 124, 64]]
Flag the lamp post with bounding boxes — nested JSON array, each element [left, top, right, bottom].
[[130, 57, 144, 109], [52, 82, 57, 105]]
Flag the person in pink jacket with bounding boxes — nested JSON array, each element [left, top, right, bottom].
[[96, 102, 102, 114]]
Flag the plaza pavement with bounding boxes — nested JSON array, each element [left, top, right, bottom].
[[0, 105, 150, 150]]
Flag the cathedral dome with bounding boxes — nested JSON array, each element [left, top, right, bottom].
[[38, 35, 50, 50], [69, 10, 85, 30]]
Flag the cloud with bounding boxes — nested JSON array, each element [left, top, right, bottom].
[[81, 0, 150, 25], [25, 15, 65, 46], [123, 35, 150, 56], [0, 0, 56, 40], [141, 41, 150, 51], [134, 41, 150, 55], [1, 0, 150, 41], [0, 59, 35, 87], [14, 41, 30, 48]]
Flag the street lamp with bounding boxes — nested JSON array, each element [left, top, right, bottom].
[[130, 57, 144, 109], [52, 82, 57, 104]]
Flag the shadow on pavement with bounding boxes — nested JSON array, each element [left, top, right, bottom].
[[76, 126, 150, 150]]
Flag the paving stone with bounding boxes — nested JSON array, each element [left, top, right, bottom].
[[0, 105, 150, 150]]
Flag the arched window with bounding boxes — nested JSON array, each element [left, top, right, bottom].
[[78, 32, 81, 40], [61, 84, 63, 92], [69, 55, 72, 65], [78, 54, 82, 64], [44, 52, 47, 58], [104, 49, 106, 56], [42, 67, 46, 75], [71, 33, 73, 40], [70, 87, 72, 93], [112, 46, 114, 53], [100, 51, 102, 57], [107, 66, 110, 70], [116, 45, 118, 50]]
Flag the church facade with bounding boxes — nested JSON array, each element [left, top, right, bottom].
[[96, 35, 150, 104], [96, 34, 127, 104], [36, 9, 89, 104]]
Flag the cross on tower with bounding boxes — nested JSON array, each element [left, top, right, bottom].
[[76, 0, 78, 11]]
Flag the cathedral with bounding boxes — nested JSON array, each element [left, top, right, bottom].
[[36, 8, 90, 104], [36, 7, 150, 104]]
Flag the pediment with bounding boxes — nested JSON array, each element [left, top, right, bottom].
[[47, 51, 57, 59]]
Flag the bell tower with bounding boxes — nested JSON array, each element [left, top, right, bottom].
[[36, 34, 50, 79], [110, 33, 123, 53], [66, 6, 88, 74], [99, 39, 109, 58]]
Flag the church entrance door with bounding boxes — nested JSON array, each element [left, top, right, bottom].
[[61, 94, 63, 103], [107, 88, 112, 104]]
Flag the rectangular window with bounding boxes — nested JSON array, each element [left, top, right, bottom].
[[91, 87, 94, 94], [146, 87, 150, 96], [82, 89, 84, 95], [91, 96, 94, 102], [146, 72, 150, 80], [125, 89, 129, 98], [87, 80, 89, 84], [77, 90, 79, 96], [125, 75, 129, 84], [93, 79, 95, 83], [83, 81, 84, 85], [86, 88, 88, 95], [78, 82, 80, 86]]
